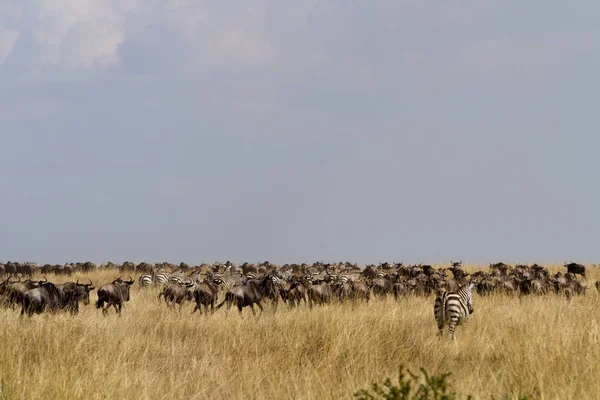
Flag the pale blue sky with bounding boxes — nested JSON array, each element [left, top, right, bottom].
[[1, 1, 599, 265]]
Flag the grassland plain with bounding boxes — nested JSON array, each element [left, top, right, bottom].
[[1, 265, 599, 400]]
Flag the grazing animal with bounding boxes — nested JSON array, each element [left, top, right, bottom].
[[139, 274, 153, 287], [96, 277, 134, 316], [434, 282, 475, 340], [21, 279, 61, 316], [216, 277, 268, 315], [564, 263, 586, 278], [192, 280, 220, 314], [56, 280, 95, 314], [5, 278, 39, 309], [158, 282, 194, 310], [307, 283, 333, 308]]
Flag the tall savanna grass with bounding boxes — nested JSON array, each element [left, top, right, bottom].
[[1, 265, 599, 399]]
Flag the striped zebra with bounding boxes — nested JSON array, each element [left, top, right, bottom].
[[169, 275, 193, 285], [139, 274, 153, 287], [154, 273, 170, 286], [210, 273, 232, 289], [244, 272, 259, 282], [434, 282, 474, 340]]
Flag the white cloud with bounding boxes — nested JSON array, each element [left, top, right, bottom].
[[31, 0, 148, 68], [0, 25, 19, 65]]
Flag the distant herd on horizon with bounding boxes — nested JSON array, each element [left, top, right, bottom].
[[0, 260, 596, 339]]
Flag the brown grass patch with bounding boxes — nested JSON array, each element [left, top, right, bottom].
[[1, 265, 599, 399]]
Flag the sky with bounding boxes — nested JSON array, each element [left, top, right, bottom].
[[1, 1, 599, 266]]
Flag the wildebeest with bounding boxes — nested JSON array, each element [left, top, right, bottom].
[[56, 280, 95, 314], [158, 282, 194, 310], [564, 263, 586, 278], [307, 282, 333, 307], [96, 277, 134, 315], [216, 276, 269, 315], [21, 279, 61, 316], [4, 262, 17, 277], [192, 280, 220, 314], [4, 278, 39, 309]]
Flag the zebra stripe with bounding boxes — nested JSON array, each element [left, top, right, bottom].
[[271, 276, 281, 285], [434, 282, 474, 340], [154, 273, 170, 286], [210, 274, 231, 288], [245, 273, 258, 281], [139, 274, 153, 287]]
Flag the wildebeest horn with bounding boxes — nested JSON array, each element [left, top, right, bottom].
[[76, 279, 80, 285]]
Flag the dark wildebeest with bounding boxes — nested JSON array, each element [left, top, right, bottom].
[[307, 282, 333, 308], [286, 276, 310, 307], [17, 263, 35, 278], [564, 263, 586, 278], [4, 262, 17, 278], [158, 282, 194, 310], [96, 277, 134, 316], [216, 276, 269, 315], [192, 280, 220, 314], [4, 278, 39, 309], [0, 276, 17, 305], [21, 279, 61, 316], [56, 280, 95, 314]]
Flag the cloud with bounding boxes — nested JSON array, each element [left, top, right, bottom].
[[0, 25, 19, 65], [31, 0, 137, 68]]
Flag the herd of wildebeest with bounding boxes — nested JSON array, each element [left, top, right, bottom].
[[0, 260, 596, 317]]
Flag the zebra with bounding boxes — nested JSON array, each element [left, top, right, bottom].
[[154, 273, 170, 286], [210, 273, 232, 289], [139, 274, 153, 287], [434, 282, 474, 340], [244, 272, 258, 282], [169, 275, 193, 285]]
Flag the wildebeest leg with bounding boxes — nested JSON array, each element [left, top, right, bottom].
[[237, 305, 243, 314], [250, 304, 256, 316], [192, 303, 199, 313], [257, 301, 264, 314], [102, 306, 109, 316]]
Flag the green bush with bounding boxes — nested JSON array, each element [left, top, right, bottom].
[[354, 366, 534, 400]]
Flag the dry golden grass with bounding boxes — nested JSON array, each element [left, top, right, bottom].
[[1, 265, 599, 399]]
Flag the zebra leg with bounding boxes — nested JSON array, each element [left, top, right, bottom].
[[448, 317, 458, 340]]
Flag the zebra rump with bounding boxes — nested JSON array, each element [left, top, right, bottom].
[[434, 282, 474, 340]]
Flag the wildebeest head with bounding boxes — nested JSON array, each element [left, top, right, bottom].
[[114, 277, 135, 301], [75, 279, 96, 305]]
